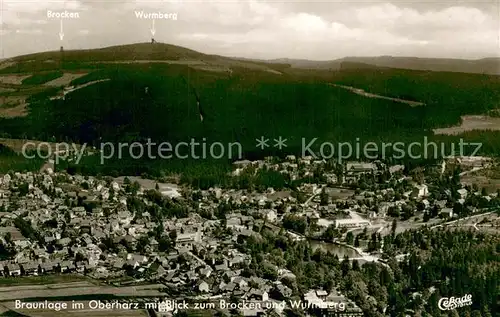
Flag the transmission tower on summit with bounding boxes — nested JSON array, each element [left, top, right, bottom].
[[59, 46, 64, 69]]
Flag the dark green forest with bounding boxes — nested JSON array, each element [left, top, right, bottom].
[[0, 60, 499, 177], [240, 226, 500, 317], [0, 64, 430, 144], [0, 144, 44, 173], [331, 67, 500, 128]]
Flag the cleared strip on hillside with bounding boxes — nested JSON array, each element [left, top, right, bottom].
[[0, 75, 31, 85], [21, 71, 64, 85], [0, 96, 28, 118], [43, 73, 88, 87]]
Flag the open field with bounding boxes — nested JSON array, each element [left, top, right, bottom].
[[444, 224, 500, 235], [326, 187, 355, 200], [0, 302, 149, 317], [114, 176, 181, 195], [190, 65, 230, 73], [0, 62, 16, 71], [475, 215, 500, 234], [266, 69, 282, 75], [21, 72, 64, 86], [433, 115, 500, 135], [43, 73, 88, 87], [0, 86, 54, 98], [385, 216, 442, 235], [0, 97, 28, 118], [103, 59, 282, 74], [461, 163, 500, 193], [0, 275, 93, 287], [0, 139, 86, 154], [461, 175, 500, 193], [0, 227, 24, 241], [0, 76, 30, 85], [107, 60, 207, 65], [0, 279, 164, 302], [454, 213, 499, 226]]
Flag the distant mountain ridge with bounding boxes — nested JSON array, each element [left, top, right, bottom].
[[0, 43, 291, 75], [266, 56, 500, 75], [2, 42, 499, 75]]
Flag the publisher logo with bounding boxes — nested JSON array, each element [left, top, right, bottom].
[[438, 294, 473, 310]]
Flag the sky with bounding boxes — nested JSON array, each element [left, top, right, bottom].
[[1, 0, 499, 60]]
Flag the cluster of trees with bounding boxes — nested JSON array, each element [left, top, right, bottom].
[[235, 224, 499, 316], [13, 217, 43, 244], [0, 233, 14, 259], [282, 215, 308, 235]]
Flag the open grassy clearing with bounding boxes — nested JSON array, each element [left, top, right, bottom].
[[461, 176, 500, 193], [433, 115, 500, 135], [107, 60, 207, 65], [0, 227, 24, 241], [0, 61, 16, 71], [461, 162, 500, 193], [0, 97, 28, 118], [190, 65, 231, 73], [181, 310, 217, 317], [0, 279, 164, 302], [0, 104, 28, 118], [43, 73, 88, 87], [6, 309, 147, 317], [113, 176, 180, 190], [0, 275, 93, 287], [0, 86, 54, 98], [453, 213, 499, 226], [326, 187, 356, 200], [0, 76, 31, 85], [21, 72, 64, 86], [1, 301, 148, 317], [0, 138, 85, 153]]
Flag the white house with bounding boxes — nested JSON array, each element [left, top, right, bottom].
[[176, 231, 202, 251], [457, 188, 468, 199], [440, 208, 454, 218], [412, 184, 429, 198]]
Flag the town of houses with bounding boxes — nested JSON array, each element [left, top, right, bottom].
[[0, 154, 498, 316]]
